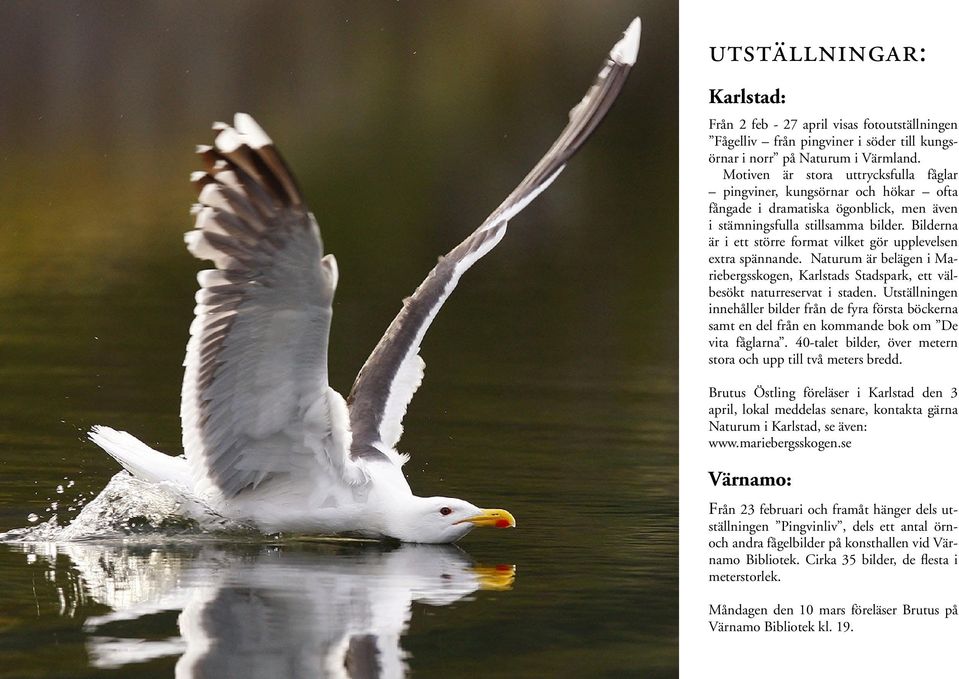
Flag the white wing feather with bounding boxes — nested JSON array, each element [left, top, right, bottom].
[[182, 114, 363, 498], [347, 19, 641, 459]]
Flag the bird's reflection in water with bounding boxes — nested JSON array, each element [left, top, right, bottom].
[[15, 541, 514, 677]]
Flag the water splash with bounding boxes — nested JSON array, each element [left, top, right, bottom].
[[2, 472, 251, 542]]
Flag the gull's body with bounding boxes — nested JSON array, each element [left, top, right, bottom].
[[88, 19, 641, 544]]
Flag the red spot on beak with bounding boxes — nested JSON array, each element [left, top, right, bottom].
[[496, 564, 512, 571], [495, 519, 512, 528]]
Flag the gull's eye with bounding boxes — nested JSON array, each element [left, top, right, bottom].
[[440, 507, 452, 516]]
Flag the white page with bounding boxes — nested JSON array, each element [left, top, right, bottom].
[[681, 1, 959, 675]]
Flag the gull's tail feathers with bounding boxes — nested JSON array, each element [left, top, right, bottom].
[[88, 426, 192, 488]]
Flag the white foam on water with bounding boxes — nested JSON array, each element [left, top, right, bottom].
[[2, 471, 251, 542]]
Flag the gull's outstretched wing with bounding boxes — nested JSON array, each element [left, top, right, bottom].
[[347, 18, 641, 457], [182, 114, 357, 498]]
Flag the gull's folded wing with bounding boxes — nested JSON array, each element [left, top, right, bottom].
[[182, 114, 354, 497], [347, 18, 641, 457]]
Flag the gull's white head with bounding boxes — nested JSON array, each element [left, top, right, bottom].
[[387, 496, 516, 544]]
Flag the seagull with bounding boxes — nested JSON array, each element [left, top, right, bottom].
[[87, 18, 641, 544]]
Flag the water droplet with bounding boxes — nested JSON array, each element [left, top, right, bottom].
[[27, 513, 39, 523], [56, 485, 64, 494], [67, 480, 75, 488], [50, 502, 58, 511]]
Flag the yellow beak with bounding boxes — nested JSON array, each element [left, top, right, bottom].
[[453, 508, 516, 529], [471, 564, 516, 590]]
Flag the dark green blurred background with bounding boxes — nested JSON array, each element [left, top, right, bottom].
[[0, 1, 676, 676]]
